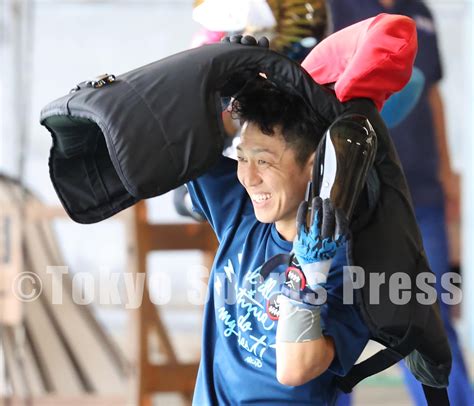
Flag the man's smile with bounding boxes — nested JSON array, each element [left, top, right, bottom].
[[251, 193, 273, 204]]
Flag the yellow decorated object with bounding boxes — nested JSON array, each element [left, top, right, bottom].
[[266, 0, 327, 52]]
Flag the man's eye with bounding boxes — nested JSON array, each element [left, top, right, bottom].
[[257, 159, 269, 166], [237, 156, 247, 162]]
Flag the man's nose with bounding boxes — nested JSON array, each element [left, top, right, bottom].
[[242, 162, 262, 187]]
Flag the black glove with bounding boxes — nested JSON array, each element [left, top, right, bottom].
[[219, 35, 270, 99], [221, 34, 269, 48]]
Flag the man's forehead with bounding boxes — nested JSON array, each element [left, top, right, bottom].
[[238, 122, 286, 156], [236, 143, 279, 157]]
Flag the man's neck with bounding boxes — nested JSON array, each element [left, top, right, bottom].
[[275, 220, 297, 242]]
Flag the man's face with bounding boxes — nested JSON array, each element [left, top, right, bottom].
[[237, 122, 313, 240]]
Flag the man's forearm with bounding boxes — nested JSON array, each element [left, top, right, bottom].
[[276, 336, 335, 386], [275, 294, 335, 386], [429, 84, 461, 221], [429, 85, 452, 177]]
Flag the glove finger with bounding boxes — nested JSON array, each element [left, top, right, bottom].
[[321, 198, 335, 239], [221, 36, 231, 43], [230, 34, 243, 44], [257, 36, 270, 48], [309, 196, 322, 234], [241, 35, 257, 46], [296, 200, 309, 236], [335, 208, 349, 240]]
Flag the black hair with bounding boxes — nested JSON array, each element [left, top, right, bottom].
[[231, 77, 326, 166]]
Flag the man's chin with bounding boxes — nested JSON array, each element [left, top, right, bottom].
[[254, 210, 275, 224]]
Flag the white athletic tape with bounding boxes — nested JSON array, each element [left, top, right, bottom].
[[301, 259, 332, 290], [276, 295, 322, 343]]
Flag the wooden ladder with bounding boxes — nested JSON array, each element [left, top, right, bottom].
[[128, 201, 217, 406]]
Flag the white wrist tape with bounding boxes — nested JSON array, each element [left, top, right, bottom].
[[300, 259, 332, 290], [276, 295, 322, 343]]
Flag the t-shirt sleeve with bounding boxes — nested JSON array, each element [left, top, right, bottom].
[[320, 247, 370, 376], [186, 155, 250, 241]]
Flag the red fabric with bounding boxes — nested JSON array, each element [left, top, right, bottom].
[[301, 13, 417, 110]]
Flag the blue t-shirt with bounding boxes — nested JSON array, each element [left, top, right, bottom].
[[329, 0, 444, 206], [187, 156, 369, 405]]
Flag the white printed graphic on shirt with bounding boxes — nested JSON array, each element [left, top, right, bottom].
[[223, 259, 235, 283], [214, 253, 281, 367]]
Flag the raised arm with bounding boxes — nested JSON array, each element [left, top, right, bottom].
[[276, 198, 350, 385]]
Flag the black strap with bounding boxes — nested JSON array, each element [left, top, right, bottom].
[[259, 253, 291, 279], [336, 346, 404, 393], [336, 314, 425, 393], [336, 287, 430, 394], [422, 385, 450, 406]]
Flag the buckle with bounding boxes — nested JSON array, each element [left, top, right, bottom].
[[70, 73, 116, 94], [87, 73, 116, 88]]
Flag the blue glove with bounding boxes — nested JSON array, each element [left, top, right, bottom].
[[292, 197, 348, 290], [276, 197, 349, 342]]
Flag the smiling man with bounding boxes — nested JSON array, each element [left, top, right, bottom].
[[186, 78, 369, 405], [236, 127, 312, 239]]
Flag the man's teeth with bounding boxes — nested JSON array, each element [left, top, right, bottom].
[[252, 193, 272, 202]]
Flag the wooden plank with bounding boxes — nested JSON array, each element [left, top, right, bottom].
[[23, 288, 83, 394], [21, 322, 47, 397], [134, 203, 157, 406], [0, 180, 23, 325], [37, 218, 129, 376], [0, 206, 23, 325], [146, 223, 217, 252], [36, 216, 63, 269], [143, 364, 199, 393], [2, 324, 50, 398], [23, 221, 125, 394], [123, 208, 141, 406], [144, 285, 177, 363], [2, 327, 27, 397]]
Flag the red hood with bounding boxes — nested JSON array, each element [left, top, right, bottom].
[[301, 13, 417, 110]]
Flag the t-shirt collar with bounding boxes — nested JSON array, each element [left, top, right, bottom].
[[271, 223, 293, 251]]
